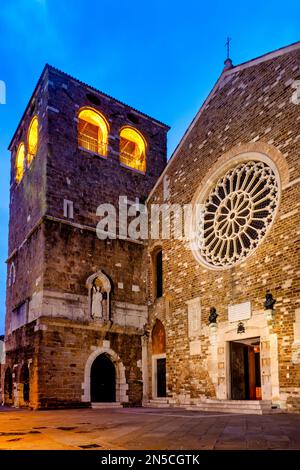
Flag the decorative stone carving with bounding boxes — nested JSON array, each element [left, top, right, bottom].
[[86, 270, 111, 322], [194, 160, 279, 268], [237, 321, 245, 334], [92, 284, 104, 319]]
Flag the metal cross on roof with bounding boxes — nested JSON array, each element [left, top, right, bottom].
[[225, 36, 232, 60]]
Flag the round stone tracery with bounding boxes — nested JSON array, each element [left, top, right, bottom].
[[196, 160, 279, 268]]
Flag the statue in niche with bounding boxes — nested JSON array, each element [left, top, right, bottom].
[[92, 281, 104, 319], [264, 292, 276, 310], [86, 270, 111, 322], [208, 307, 218, 325]]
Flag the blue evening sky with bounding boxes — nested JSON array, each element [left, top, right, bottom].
[[0, 0, 299, 334]]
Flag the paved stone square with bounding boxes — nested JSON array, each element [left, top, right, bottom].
[[1, 407, 300, 450]]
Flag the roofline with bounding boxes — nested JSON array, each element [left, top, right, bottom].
[[8, 64, 170, 151], [147, 39, 300, 201], [147, 73, 225, 202], [47, 65, 170, 129], [8, 64, 48, 150], [224, 39, 300, 75]]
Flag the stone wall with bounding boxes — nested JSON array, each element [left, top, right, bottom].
[[3, 317, 144, 409], [148, 47, 300, 410]]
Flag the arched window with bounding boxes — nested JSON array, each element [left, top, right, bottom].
[[8, 262, 16, 287], [15, 142, 25, 183], [78, 108, 108, 156], [27, 116, 38, 166], [153, 249, 163, 298], [120, 127, 146, 173]]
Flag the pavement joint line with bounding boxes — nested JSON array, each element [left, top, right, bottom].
[[121, 411, 248, 419]]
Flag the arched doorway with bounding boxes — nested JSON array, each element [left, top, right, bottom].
[[90, 354, 116, 402], [4, 368, 13, 405], [20, 364, 30, 405], [152, 320, 166, 398]]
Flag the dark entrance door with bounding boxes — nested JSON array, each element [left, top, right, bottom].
[[22, 365, 30, 402], [156, 358, 166, 397], [230, 339, 261, 400], [230, 342, 246, 399], [91, 354, 116, 402]]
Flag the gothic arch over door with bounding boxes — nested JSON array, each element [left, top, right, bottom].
[[152, 319, 167, 398]]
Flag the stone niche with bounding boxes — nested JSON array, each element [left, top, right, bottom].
[[86, 270, 111, 322]]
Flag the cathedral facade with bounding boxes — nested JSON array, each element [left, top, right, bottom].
[[2, 42, 300, 412]]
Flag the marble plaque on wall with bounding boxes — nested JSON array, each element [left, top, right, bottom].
[[186, 297, 201, 338], [228, 301, 251, 322]]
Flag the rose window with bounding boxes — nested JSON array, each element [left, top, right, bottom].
[[196, 161, 279, 268]]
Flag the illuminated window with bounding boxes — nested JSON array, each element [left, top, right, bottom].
[[78, 108, 108, 156], [27, 116, 38, 166], [120, 127, 146, 173], [15, 142, 25, 183]]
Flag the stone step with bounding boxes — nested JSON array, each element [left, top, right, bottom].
[[91, 402, 123, 409], [186, 399, 275, 415], [200, 399, 271, 405], [192, 401, 270, 409], [186, 405, 265, 415], [145, 398, 172, 408]]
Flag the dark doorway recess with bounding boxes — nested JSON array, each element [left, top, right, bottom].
[[230, 337, 261, 400], [156, 358, 166, 397], [91, 354, 116, 402], [21, 364, 30, 402], [4, 368, 13, 405]]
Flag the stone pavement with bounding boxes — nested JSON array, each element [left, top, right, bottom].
[[0, 406, 300, 450]]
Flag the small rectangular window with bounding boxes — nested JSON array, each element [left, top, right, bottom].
[[156, 250, 163, 298], [63, 199, 74, 219]]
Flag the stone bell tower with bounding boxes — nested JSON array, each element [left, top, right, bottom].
[[3, 64, 169, 409]]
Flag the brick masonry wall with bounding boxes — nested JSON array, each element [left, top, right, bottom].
[[8, 69, 49, 254], [43, 219, 147, 304], [148, 48, 300, 409], [5, 225, 45, 335], [37, 318, 143, 408]]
